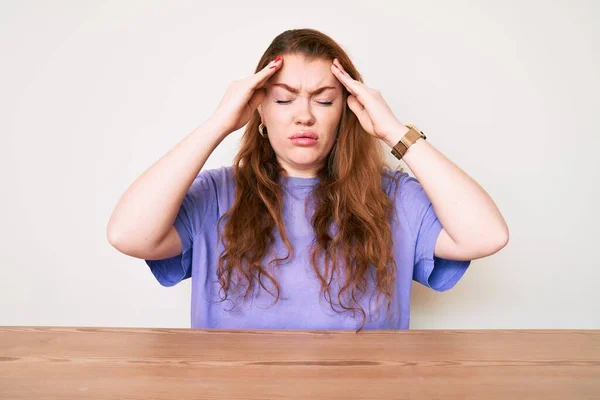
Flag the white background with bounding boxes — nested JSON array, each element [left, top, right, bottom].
[[1, 0, 598, 329]]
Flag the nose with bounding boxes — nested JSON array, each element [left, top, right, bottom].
[[292, 97, 316, 126]]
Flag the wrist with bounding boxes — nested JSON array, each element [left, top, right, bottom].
[[382, 124, 410, 149], [202, 118, 231, 140]]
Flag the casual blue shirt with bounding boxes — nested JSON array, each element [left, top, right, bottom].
[[145, 166, 471, 329]]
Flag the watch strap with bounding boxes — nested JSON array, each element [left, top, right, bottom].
[[391, 125, 426, 160]]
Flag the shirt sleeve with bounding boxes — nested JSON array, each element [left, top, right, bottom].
[[397, 171, 471, 292], [144, 169, 216, 287]]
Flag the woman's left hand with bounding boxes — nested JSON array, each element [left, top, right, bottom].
[[331, 58, 407, 142]]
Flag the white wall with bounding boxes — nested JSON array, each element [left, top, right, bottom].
[[1, 1, 598, 329]]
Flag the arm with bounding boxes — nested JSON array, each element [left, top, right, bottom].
[[328, 58, 508, 261], [106, 119, 228, 259], [383, 127, 509, 261]]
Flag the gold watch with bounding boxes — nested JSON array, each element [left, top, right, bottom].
[[391, 124, 427, 160]]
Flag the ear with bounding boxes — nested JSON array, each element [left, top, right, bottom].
[[257, 104, 263, 121]]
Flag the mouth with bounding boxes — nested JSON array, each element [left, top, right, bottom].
[[289, 131, 319, 146], [289, 131, 318, 140], [290, 137, 318, 146]]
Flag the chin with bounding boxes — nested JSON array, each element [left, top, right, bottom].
[[289, 156, 320, 164], [285, 149, 317, 157]]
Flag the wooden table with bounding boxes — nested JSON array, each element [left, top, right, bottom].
[[1, 327, 598, 399]]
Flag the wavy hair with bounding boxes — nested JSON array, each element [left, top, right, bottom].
[[215, 28, 403, 331]]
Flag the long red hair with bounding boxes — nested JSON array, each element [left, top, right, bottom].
[[215, 28, 402, 331]]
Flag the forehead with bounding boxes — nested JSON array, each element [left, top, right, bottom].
[[267, 54, 341, 93]]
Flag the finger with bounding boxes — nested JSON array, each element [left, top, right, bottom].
[[253, 56, 283, 89], [347, 94, 369, 126], [331, 59, 380, 117], [248, 87, 266, 111], [347, 94, 364, 116], [331, 58, 362, 98]]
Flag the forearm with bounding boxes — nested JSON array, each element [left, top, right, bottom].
[[107, 119, 228, 253], [383, 126, 509, 249]]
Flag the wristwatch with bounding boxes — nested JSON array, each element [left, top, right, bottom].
[[391, 124, 427, 160]]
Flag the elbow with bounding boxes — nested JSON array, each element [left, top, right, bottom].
[[106, 222, 134, 254], [501, 231, 509, 248], [456, 226, 509, 260], [106, 223, 124, 250], [490, 226, 509, 253], [499, 223, 510, 247], [106, 223, 160, 259], [106, 227, 138, 257]]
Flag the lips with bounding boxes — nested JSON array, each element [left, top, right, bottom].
[[289, 131, 318, 140]]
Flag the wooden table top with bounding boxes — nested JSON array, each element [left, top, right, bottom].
[[1, 327, 599, 399]]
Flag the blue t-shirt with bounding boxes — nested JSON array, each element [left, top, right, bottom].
[[145, 165, 471, 329]]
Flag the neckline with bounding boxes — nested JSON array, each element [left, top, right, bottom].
[[279, 175, 319, 188]]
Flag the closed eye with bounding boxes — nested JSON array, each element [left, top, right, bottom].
[[275, 100, 334, 106]]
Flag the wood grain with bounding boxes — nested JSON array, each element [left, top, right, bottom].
[[1, 327, 599, 399]]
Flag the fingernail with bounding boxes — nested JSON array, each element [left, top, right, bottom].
[[269, 55, 282, 69]]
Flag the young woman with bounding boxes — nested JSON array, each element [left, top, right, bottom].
[[107, 28, 509, 332]]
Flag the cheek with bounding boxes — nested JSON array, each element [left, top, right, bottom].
[[322, 108, 343, 127]]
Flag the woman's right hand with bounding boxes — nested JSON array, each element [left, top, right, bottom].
[[208, 55, 283, 135]]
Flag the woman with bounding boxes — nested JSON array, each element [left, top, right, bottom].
[[107, 28, 509, 331]]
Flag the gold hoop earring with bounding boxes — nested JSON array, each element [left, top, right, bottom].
[[259, 123, 268, 138]]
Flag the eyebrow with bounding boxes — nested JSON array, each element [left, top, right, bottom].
[[271, 83, 337, 95]]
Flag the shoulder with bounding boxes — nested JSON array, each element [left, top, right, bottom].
[[183, 165, 235, 208], [381, 166, 410, 197], [199, 165, 237, 208], [381, 167, 431, 225], [196, 165, 235, 187]]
